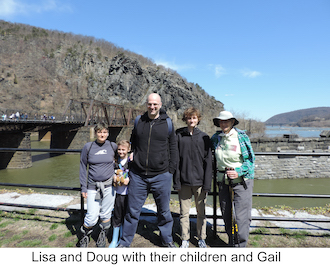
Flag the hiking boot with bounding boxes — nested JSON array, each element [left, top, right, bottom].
[[79, 235, 90, 248], [79, 225, 93, 248], [96, 229, 107, 247], [96, 220, 110, 247]]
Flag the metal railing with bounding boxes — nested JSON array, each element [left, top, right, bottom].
[[0, 148, 330, 235]]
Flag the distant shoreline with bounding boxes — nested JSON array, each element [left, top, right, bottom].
[[265, 125, 330, 138], [265, 124, 330, 128]]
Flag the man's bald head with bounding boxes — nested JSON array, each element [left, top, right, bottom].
[[147, 93, 162, 119]]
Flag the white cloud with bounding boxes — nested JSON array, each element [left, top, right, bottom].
[[0, 0, 72, 18], [241, 69, 262, 78], [0, 0, 21, 17], [214, 65, 226, 78], [208, 64, 226, 78]]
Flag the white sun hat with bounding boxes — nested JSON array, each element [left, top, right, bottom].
[[213, 111, 239, 127]]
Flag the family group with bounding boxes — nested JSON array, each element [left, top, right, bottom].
[[79, 93, 255, 248]]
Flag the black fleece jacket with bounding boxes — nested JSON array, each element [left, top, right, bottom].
[[130, 109, 177, 176], [173, 127, 212, 192]]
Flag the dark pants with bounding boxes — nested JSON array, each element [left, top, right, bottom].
[[120, 171, 173, 246], [112, 194, 128, 228], [219, 179, 254, 247]]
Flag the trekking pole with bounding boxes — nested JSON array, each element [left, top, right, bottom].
[[226, 168, 240, 247], [212, 150, 218, 237]]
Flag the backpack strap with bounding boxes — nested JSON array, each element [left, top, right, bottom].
[[166, 117, 172, 136], [134, 114, 141, 130], [86, 141, 94, 163], [87, 140, 116, 162]]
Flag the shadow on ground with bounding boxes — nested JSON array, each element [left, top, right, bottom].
[[67, 210, 228, 248]]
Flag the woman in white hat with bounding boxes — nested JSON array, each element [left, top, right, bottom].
[[211, 111, 255, 247]]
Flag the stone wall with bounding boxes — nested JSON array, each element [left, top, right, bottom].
[[251, 137, 330, 180], [251, 137, 330, 152], [255, 155, 330, 179]]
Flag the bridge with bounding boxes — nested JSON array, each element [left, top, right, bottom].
[[0, 99, 144, 169], [1, 99, 144, 129]]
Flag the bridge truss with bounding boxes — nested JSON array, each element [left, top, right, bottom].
[[62, 99, 144, 127]]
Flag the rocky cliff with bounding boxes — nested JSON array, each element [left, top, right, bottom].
[[0, 20, 223, 135]]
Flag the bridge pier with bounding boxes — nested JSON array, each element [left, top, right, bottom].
[[0, 132, 32, 169], [50, 126, 94, 156], [0, 115, 132, 168], [39, 130, 51, 141], [108, 127, 123, 142]]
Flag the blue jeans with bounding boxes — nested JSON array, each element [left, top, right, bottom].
[[120, 171, 173, 246]]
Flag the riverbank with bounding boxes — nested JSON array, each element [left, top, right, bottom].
[[0, 190, 329, 248]]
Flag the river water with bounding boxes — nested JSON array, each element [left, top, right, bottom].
[[0, 132, 329, 209], [265, 125, 330, 138]]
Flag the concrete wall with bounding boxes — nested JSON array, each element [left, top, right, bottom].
[[251, 137, 330, 179]]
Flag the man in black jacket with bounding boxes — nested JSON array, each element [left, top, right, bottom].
[[118, 93, 177, 247]]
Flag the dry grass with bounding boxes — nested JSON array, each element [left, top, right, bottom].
[[1, 190, 329, 248], [1, 201, 330, 248]]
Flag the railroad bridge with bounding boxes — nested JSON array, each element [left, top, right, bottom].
[[0, 99, 143, 169]]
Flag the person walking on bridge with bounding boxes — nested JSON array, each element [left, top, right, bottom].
[[79, 122, 117, 247]]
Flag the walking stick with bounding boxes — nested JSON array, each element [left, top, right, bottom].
[[212, 150, 218, 237], [227, 168, 240, 247]]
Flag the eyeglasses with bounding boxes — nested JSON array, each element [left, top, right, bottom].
[[147, 103, 159, 107]]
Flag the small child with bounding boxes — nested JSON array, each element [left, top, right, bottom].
[[109, 140, 131, 248]]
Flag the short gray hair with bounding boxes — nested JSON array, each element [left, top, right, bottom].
[[94, 122, 109, 132]]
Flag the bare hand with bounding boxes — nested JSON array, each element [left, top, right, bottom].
[[81, 192, 87, 199], [123, 177, 130, 185], [226, 170, 238, 179]]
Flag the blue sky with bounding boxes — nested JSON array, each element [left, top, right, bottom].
[[1, 0, 329, 121]]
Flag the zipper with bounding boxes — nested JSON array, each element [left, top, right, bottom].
[[145, 121, 155, 175]]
